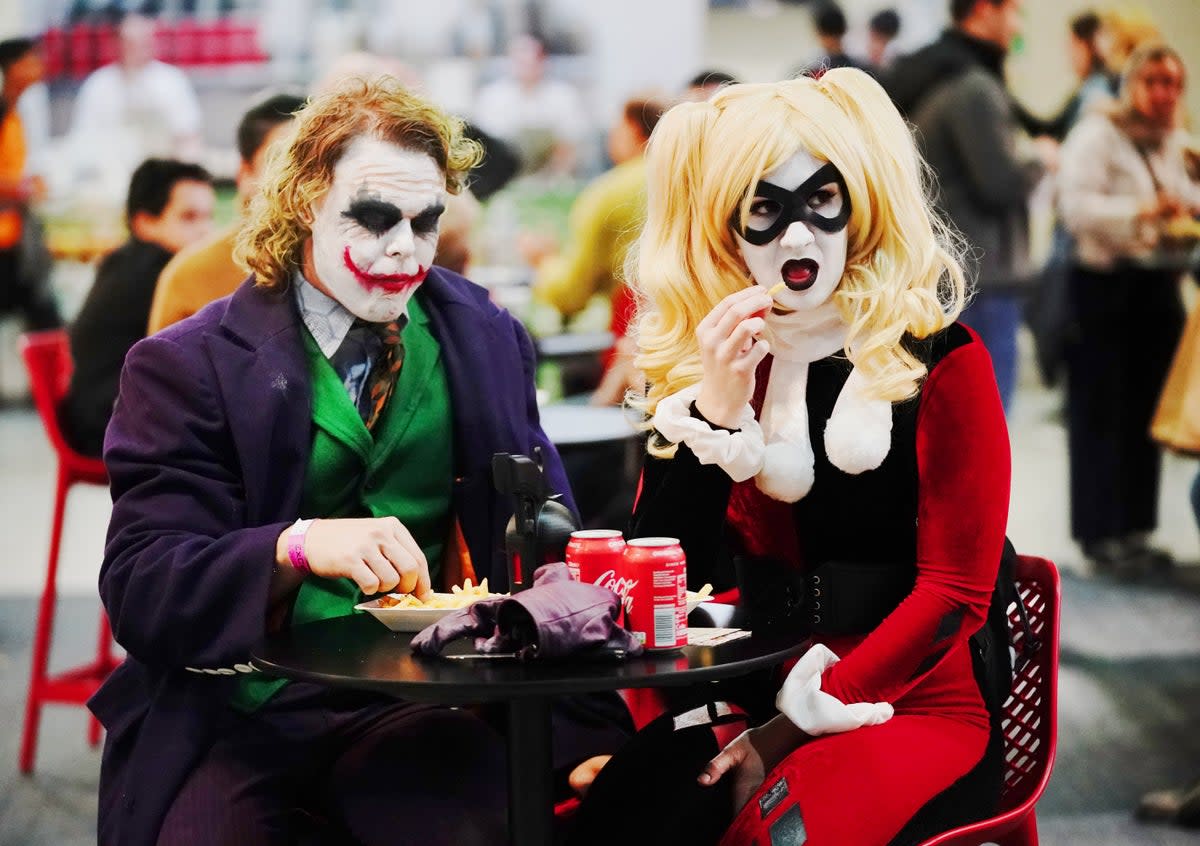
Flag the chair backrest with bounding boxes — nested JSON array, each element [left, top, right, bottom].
[[996, 555, 1061, 813], [19, 330, 76, 456]]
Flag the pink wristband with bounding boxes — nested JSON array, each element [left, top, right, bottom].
[[287, 518, 315, 575]]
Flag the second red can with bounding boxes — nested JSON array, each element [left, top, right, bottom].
[[624, 537, 688, 651], [565, 529, 627, 587]]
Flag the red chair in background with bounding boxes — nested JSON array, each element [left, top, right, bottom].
[[916, 554, 1061, 846], [18, 330, 119, 774]]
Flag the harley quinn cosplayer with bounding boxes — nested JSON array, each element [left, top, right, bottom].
[[574, 71, 1012, 846]]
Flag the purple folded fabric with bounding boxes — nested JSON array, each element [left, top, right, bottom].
[[407, 594, 507, 656], [410, 563, 643, 658]]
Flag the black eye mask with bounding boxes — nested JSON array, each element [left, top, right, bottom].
[[732, 161, 852, 246]]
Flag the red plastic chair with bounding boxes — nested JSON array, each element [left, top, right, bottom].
[[18, 330, 120, 774], [916, 554, 1061, 846]]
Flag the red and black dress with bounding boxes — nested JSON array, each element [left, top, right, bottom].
[[614, 323, 1011, 846]]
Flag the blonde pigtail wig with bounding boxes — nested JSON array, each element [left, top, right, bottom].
[[631, 100, 734, 456], [810, 69, 967, 403]]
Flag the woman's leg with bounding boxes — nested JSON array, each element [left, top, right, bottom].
[[720, 715, 989, 846]]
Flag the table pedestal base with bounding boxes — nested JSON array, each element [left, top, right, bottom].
[[507, 695, 554, 846]]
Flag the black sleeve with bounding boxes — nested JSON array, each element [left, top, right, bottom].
[[462, 122, 521, 202], [1012, 92, 1077, 142], [629, 440, 740, 592]]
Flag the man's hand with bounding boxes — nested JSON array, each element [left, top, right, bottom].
[[697, 715, 810, 812], [275, 517, 432, 599], [694, 287, 773, 429]]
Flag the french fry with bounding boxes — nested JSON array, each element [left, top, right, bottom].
[[769, 282, 787, 298], [377, 578, 500, 609]]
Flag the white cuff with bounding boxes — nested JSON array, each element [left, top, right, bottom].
[[776, 644, 894, 736], [652, 386, 765, 483]]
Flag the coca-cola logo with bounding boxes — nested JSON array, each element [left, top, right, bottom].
[[594, 569, 638, 614]]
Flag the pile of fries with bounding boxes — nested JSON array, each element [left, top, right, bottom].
[[687, 584, 714, 604], [375, 578, 498, 609]]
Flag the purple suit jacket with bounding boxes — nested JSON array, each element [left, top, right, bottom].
[[90, 268, 579, 846]]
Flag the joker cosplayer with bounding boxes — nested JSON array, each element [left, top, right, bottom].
[[91, 79, 629, 846], [587, 72, 1013, 845]]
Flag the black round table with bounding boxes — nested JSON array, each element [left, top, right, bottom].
[[252, 611, 805, 846]]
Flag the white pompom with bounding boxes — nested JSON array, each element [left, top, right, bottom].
[[823, 368, 893, 475], [754, 439, 815, 502], [824, 406, 891, 474]]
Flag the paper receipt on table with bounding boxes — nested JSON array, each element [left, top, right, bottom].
[[687, 628, 752, 646]]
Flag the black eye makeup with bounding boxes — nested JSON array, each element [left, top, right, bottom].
[[343, 198, 403, 236], [410, 204, 445, 237], [341, 197, 445, 238], [732, 161, 852, 246]]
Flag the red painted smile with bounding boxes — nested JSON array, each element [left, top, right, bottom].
[[342, 247, 427, 293]]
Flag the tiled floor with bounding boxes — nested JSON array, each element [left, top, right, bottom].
[[1, 332, 1199, 844]]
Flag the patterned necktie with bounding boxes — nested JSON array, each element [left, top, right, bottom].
[[362, 320, 404, 431]]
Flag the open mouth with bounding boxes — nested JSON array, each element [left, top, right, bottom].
[[342, 247, 427, 293], [781, 258, 819, 292]]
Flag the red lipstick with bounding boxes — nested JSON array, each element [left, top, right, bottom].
[[342, 247, 427, 292]]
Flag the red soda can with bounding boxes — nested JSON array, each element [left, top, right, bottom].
[[623, 537, 688, 651], [565, 530, 627, 586], [566, 530, 631, 625]]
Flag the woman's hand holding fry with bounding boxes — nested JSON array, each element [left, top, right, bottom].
[[694, 287, 773, 429]]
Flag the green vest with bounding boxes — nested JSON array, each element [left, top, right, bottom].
[[232, 294, 454, 711]]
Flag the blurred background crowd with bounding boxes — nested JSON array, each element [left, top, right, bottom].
[[1, 0, 1200, 841]]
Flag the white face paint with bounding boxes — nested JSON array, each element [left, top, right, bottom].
[[307, 136, 447, 322], [734, 149, 849, 313]]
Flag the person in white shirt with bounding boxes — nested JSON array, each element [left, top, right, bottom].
[[70, 12, 203, 164], [472, 33, 588, 176]]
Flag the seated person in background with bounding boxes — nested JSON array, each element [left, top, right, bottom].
[[522, 95, 666, 401], [472, 33, 590, 176], [90, 78, 630, 846], [148, 92, 306, 334], [432, 189, 482, 275], [60, 158, 214, 456], [70, 13, 203, 163]]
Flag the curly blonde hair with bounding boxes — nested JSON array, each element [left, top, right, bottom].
[[631, 70, 966, 455], [235, 76, 483, 291]]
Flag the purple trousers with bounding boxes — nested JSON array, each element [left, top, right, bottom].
[[156, 683, 507, 846]]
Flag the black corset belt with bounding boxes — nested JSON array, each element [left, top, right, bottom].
[[732, 556, 916, 637]]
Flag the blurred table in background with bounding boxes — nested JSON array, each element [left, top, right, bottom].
[[539, 402, 641, 530], [535, 331, 614, 401]]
